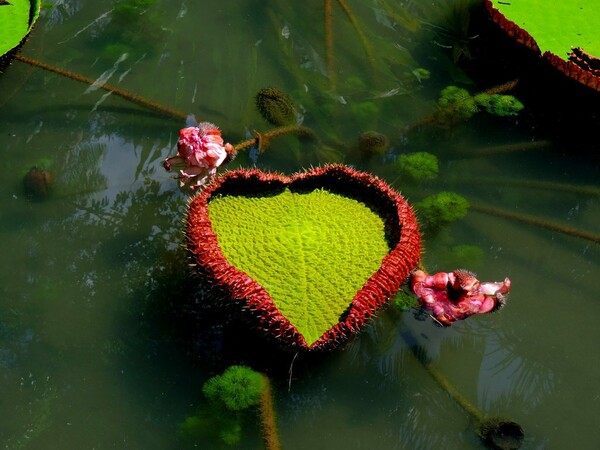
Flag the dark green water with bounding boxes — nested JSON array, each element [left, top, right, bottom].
[[1, 1, 599, 449]]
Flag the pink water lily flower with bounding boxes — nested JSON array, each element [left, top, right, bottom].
[[411, 269, 511, 326], [163, 123, 234, 190]]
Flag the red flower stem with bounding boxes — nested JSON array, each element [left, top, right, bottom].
[[15, 55, 188, 120], [470, 202, 600, 243]]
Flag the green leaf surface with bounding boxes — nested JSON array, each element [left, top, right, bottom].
[[491, 0, 600, 60], [0, 0, 40, 58], [208, 188, 390, 346]]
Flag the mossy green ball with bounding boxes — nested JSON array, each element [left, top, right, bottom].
[[416, 192, 469, 230], [202, 366, 265, 412], [396, 152, 439, 182]]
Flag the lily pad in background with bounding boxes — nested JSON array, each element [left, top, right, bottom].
[[0, 0, 40, 72], [186, 165, 421, 351], [485, 0, 600, 91]]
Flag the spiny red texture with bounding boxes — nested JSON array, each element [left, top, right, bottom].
[[484, 0, 600, 92], [484, 1, 540, 53], [185, 164, 421, 351], [546, 51, 600, 92]]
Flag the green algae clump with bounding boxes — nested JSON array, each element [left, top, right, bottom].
[[437, 86, 478, 121], [203, 365, 266, 412], [416, 192, 469, 231], [396, 152, 439, 182], [474, 94, 524, 116]]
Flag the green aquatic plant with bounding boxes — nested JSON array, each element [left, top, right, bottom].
[[437, 85, 479, 121], [474, 93, 524, 116], [416, 192, 469, 232], [183, 368, 280, 448], [102, 0, 164, 60], [255, 87, 297, 127], [392, 287, 418, 312], [179, 406, 242, 446], [396, 152, 439, 182], [203, 365, 266, 412], [412, 67, 431, 82], [352, 101, 379, 125]]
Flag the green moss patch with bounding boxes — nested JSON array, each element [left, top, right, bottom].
[[208, 188, 390, 346], [490, 0, 599, 60]]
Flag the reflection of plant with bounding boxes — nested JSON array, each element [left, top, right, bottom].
[[101, 0, 164, 59]]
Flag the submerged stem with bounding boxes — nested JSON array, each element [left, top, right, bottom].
[[259, 374, 281, 450], [335, 0, 375, 69], [325, 0, 336, 91], [233, 124, 319, 153], [450, 176, 600, 197], [470, 202, 600, 243], [15, 55, 188, 120]]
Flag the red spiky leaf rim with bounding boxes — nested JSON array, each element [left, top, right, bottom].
[[484, 0, 600, 92], [185, 164, 421, 352]]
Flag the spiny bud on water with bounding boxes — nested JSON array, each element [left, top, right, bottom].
[[255, 87, 297, 126], [357, 131, 389, 155]]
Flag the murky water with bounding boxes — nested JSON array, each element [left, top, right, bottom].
[[1, 1, 599, 449]]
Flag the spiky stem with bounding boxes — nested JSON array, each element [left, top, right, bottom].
[[449, 176, 600, 197], [233, 124, 319, 153], [470, 202, 600, 243], [454, 139, 551, 156], [15, 55, 188, 120], [259, 374, 281, 450], [325, 0, 336, 91], [336, 0, 375, 69]]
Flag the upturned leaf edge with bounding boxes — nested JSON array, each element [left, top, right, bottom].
[[185, 164, 422, 352]]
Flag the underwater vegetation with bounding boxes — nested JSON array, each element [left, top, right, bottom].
[[181, 366, 280, 449], [202, 365, 266, 412], [396, 151, 439, 182], [1, 2, 599, 450], [435, 85, 524, 127], [416, 192, 469, 235]]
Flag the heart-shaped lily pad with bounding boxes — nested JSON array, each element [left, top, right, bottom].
[[186, 165, 421, 351]]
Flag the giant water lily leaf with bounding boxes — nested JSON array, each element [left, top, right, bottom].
[[0, 0, 40, 70], [486, 0, 600, 91], [186, 165, 421, 351]]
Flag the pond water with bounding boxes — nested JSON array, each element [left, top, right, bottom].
[[1, 1, 599, 449]]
